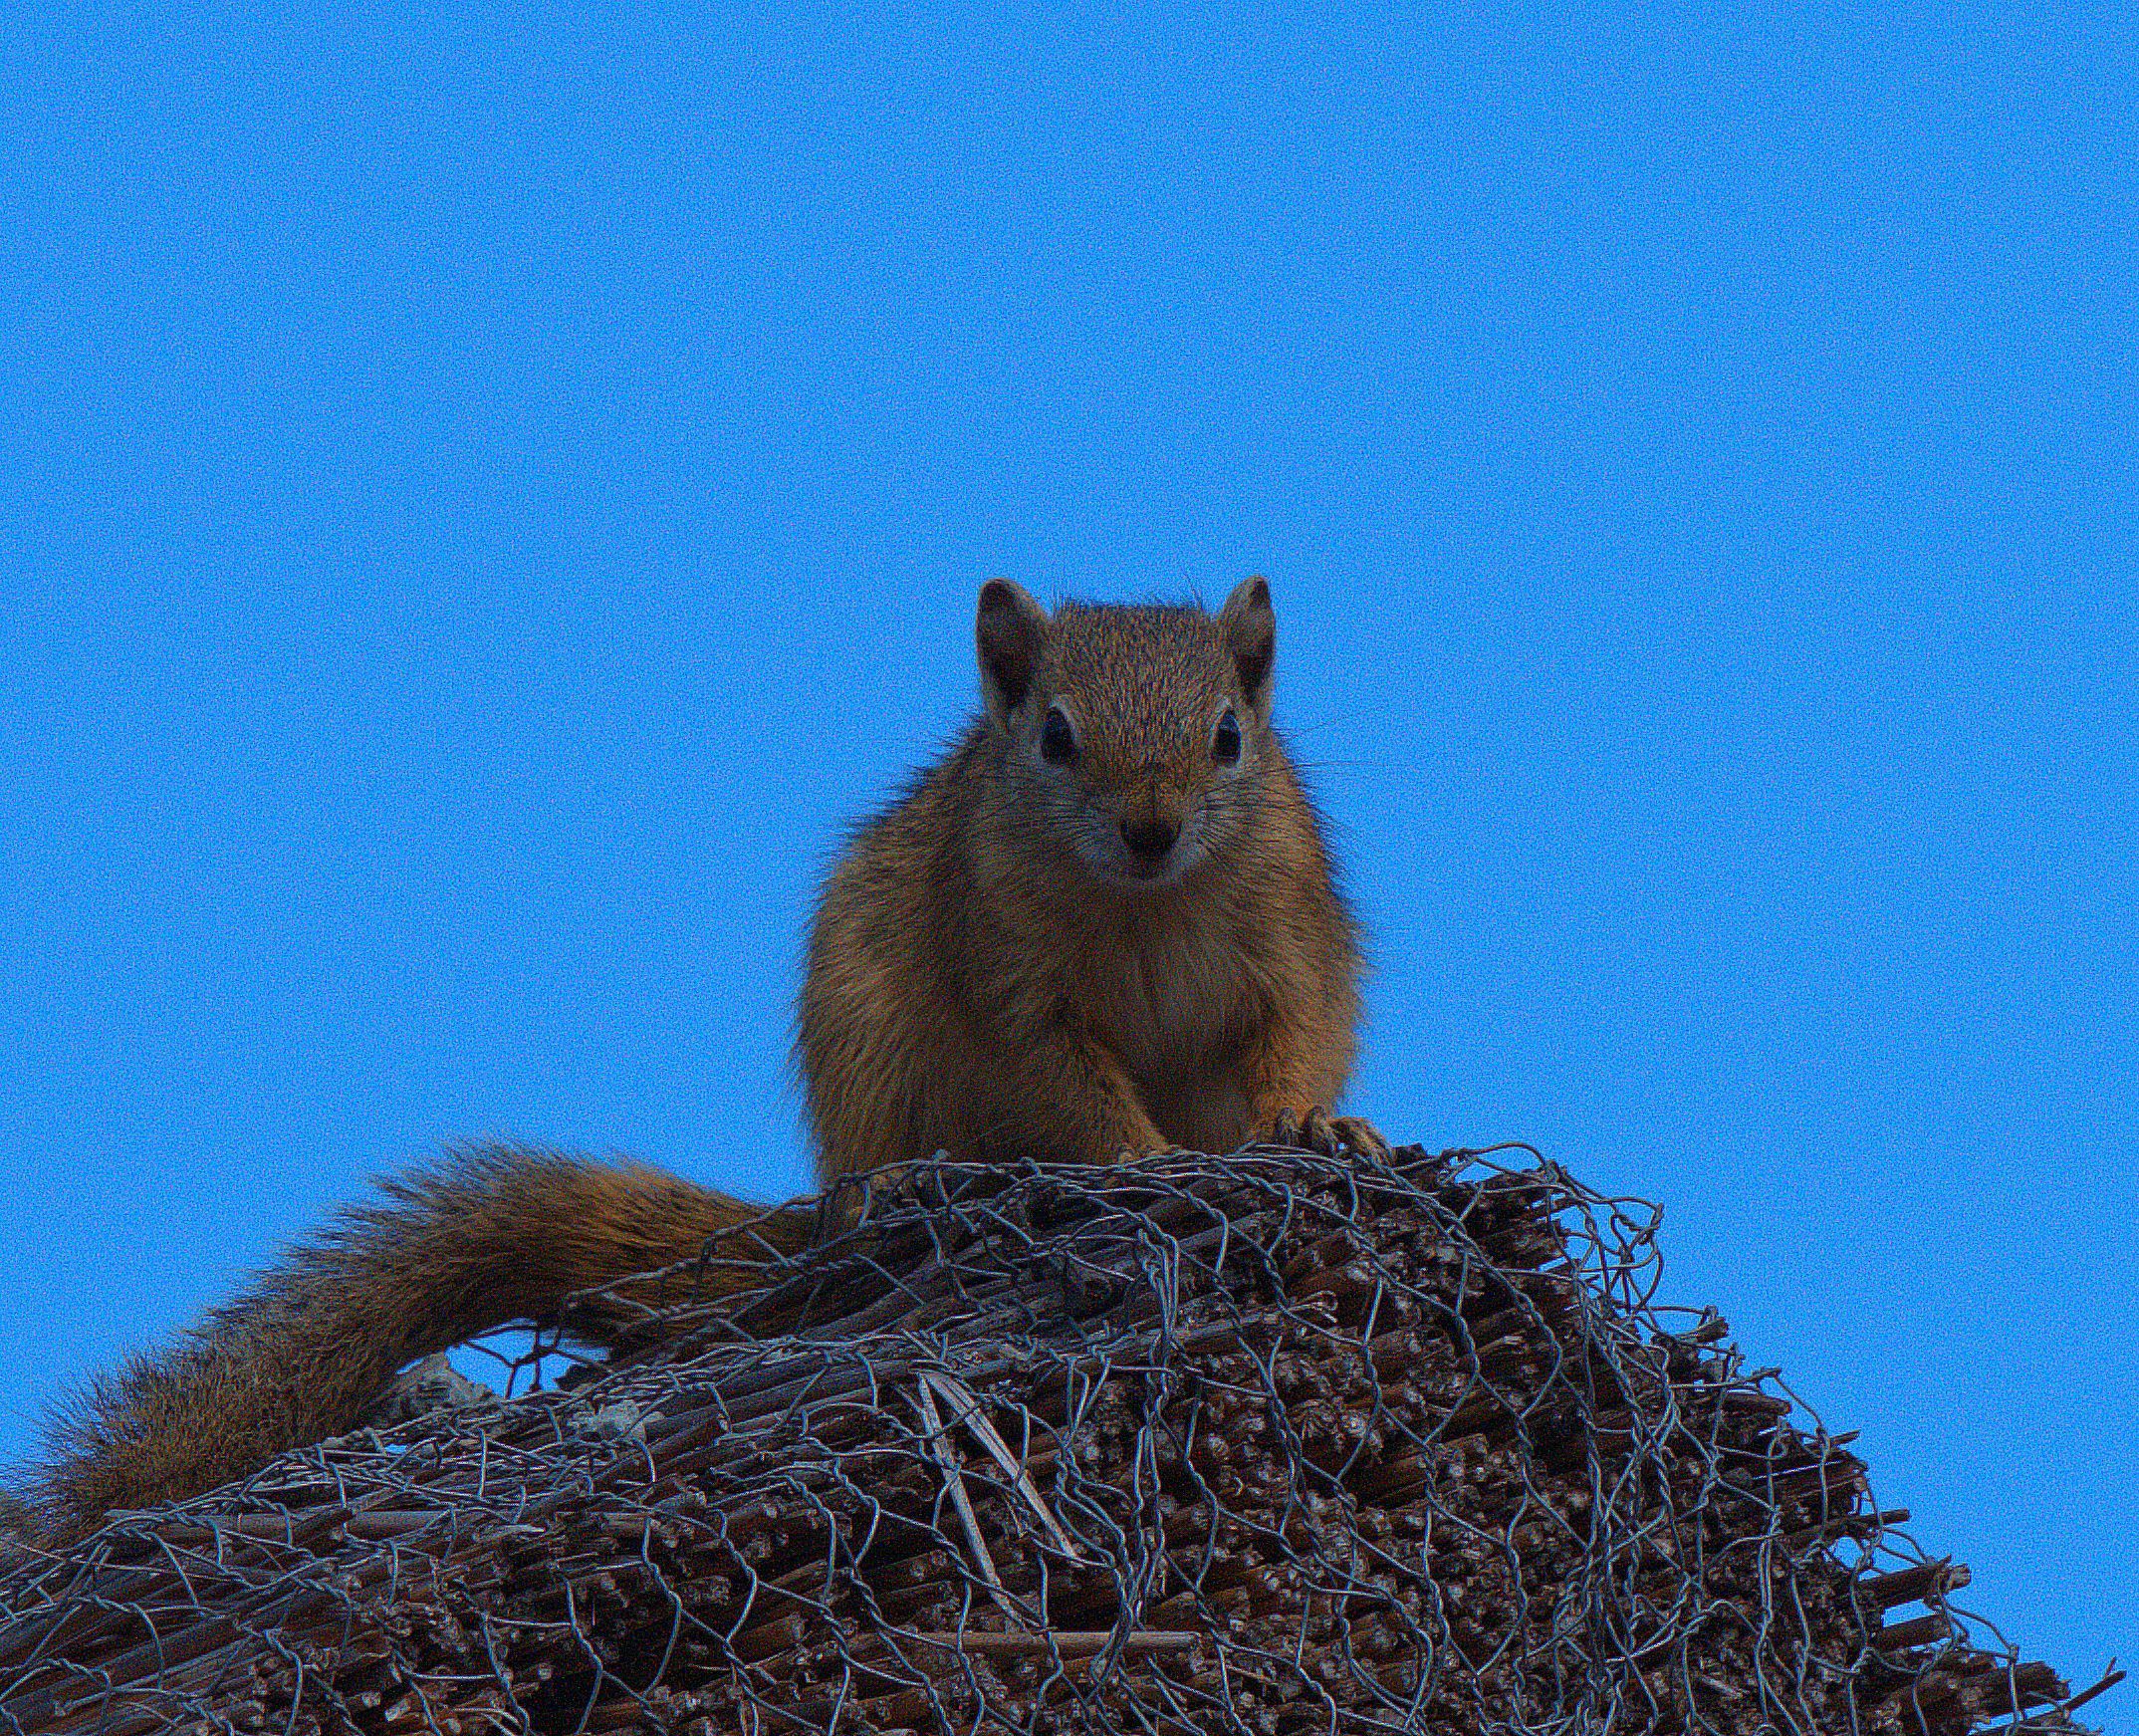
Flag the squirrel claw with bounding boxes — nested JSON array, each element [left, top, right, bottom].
[[1264, 1108, 1390, 1163], [1324, 1115, 1392, 1162]]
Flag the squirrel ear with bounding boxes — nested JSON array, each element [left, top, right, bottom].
[[1220, 576, 1276, 718], [977, 579, 1050, 725]]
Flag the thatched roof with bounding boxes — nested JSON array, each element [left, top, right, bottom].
[[0, 1144, 2112, 1734]]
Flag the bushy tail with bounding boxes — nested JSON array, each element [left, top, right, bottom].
[[19, 1147, 810, 1544]]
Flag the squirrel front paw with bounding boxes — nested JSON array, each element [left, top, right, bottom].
[[1262, 1107, 1391, 1162]]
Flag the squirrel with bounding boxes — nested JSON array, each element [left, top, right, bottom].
[[12, 577, 1370, 1546]]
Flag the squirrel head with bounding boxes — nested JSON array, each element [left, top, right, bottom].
[[975, 577, 1279, 889]]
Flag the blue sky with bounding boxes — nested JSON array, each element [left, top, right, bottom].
[[1, 0, 2131, 1698]]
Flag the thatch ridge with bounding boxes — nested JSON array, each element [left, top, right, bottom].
[[0, 1143, 2111, 1735]]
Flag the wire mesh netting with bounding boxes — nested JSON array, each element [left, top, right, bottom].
[[0, 1142, 2112, 1735]]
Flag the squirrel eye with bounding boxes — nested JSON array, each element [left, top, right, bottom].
[[1040, 705, 1077, 765], [1213, 707, 1242, 764]]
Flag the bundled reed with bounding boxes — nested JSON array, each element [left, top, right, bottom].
[[0, 1143, 2110, 1735]]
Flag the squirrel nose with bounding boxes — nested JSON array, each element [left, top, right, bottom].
[[1120, 817, 1179, 863]]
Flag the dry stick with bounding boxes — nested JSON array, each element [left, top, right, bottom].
[[1873, 1612, 1954, 1651], [2056, 1665, 2129, 1720], [916, 1366, 1087, 1564], [909, 1377, 1018, 1623], [902, 1629, 1200, 1656], [1858, 1558, 1970, 1610]]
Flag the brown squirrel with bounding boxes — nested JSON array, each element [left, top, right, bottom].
[[15, 578, 1370, 1544]]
